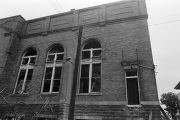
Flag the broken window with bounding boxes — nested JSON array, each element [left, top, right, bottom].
[[79, 41, 101, 94], [83, 40, 101, 49], [93, 50, 101, 59], [82, 51, 90, 59], [91, 64, 101, 92], [47, 55, 55, 62], [126, 71, 140, 105], [42, 45, 64, 94], [14, 49, 37, 94]]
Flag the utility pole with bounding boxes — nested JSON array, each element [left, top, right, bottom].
[[68, 26, 83, 120]]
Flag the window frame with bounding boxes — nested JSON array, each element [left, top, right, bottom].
[[79, 42, 102, 94], [13, 50, 37, 94], [125, 70, 141, 106], [41, 46, 64, 94]]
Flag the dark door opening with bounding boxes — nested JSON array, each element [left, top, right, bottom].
[[126, 71, 140, 105]]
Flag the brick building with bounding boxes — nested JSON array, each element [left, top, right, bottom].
[[0, 0, 161, 119]]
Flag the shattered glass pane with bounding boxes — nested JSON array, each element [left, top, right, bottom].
[[18, 70, 26, 80], [91, 78, 101, 92], [82, 51, 90, 59], [24, 69, 33, 93], [26, 69, 33, 80], [15, 81, 23, 94], [23, 69, 33, 93], [92, 64, 101, 77], [56, 54, 64, 61], [15, 69, 26, 94], [43, 80, 51, 92], [24, 80, 31, 93], [93, 50, 101, 59], [47, 55, 55, 62], [49, 46, 64, 53], [52, 80, 60, 92], [29, 57, 36, 65], [54, 67, 62, 79], [45, 67, 53, 79], [83, 41, 101, 49], [81, 64, 89, 77], [22, 58, 29, 65], [79, 78, 89, 93], [24, 49, 37, 56]]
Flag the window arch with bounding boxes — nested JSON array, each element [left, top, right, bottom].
[[79, 40, 101, 93], [14, 48, 37, 94], [42, 45, 64, 93]]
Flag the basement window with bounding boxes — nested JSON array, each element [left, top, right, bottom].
[[126, 71, 140, 105], [42, 45, 64, 94], [79, 40, 101, 94], [14, 49, 37, 94]]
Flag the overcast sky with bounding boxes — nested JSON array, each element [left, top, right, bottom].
[[0, 0, 180, 97]]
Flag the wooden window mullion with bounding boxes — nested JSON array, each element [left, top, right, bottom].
[[21, 57, 31, 93], [50, 54, 57, 93]]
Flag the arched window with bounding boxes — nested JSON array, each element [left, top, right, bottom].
[[79, 40, 101, 93], [42, 45, 64, 93], [14, 49, 37, 94]]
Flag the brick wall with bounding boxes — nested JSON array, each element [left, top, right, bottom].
[[0, 0, 161, 119]]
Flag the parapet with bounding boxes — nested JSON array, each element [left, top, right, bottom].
[[0, 0, 148, 37], [0, 15, 26, 37]]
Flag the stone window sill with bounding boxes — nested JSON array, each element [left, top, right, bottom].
[[77, 92, 102, 96], [40, 93, 59, 97], [127, 104, 142, 108]]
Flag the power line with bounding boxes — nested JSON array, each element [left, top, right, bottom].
[[55, 0, 64, 12], [47, 0, 61, 13], [149, 19, 180, 27]]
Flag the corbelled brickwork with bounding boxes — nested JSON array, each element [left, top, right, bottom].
[[0, 0, 161, 120]]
